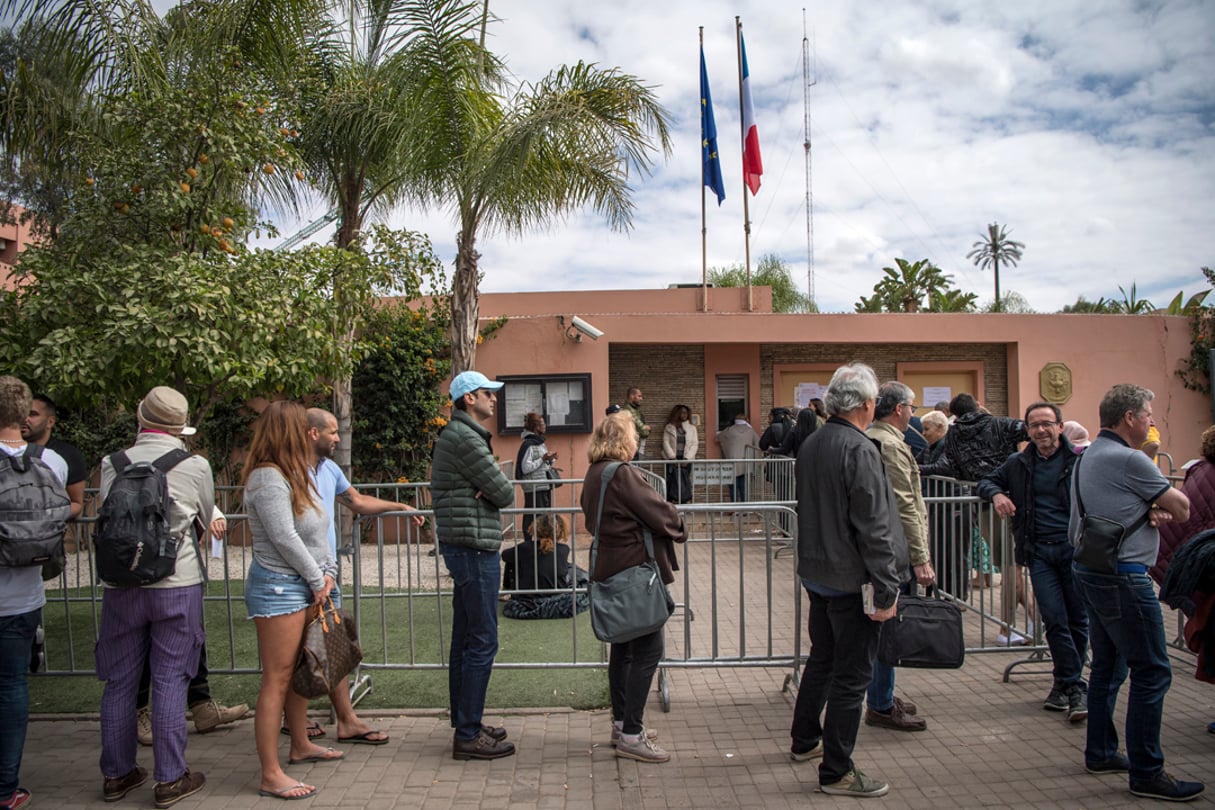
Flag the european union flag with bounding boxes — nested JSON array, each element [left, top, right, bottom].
[[700, 46, 726, 205]]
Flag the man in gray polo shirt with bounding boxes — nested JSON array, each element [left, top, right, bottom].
[[1069, 384, 1202, 803]]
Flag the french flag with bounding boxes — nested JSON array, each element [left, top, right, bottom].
[[740, 32, 763, 196]]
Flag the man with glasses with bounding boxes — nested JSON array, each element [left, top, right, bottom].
[[978, 402, 1087, 722], [1067, 384, 1201, 802], [863, 382, 932, 732], [431, 371, 517, 760]]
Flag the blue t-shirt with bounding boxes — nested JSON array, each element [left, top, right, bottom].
[[311, 458, 351, 556]]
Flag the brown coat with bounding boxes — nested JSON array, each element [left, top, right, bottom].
[[582, 460, 687, 585]]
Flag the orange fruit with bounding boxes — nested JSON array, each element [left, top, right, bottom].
[[263, 164, 275, 175], [180, 182, 191, 193], [199, 154, 209, 164], [211, 227, 223, 237], [222, 217, 235, 229], [294, 170, 305, 181], [85, 177, 95, 186], [186, 167, 198, 179]]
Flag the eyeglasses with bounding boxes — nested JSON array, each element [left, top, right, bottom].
[[1027, 421, 1059, 431]]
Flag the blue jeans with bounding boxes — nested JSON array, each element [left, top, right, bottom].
[[866, 580, 911, 712], [1028, 543, 1087, 689], [1073, 565, 1171, 781], [729, 474, 747, 503], [441, 545, 501, 741], [0, 609, 40, 800]]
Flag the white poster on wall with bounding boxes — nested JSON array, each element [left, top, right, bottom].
[[795, 382, 828, 408], [923, 386, 952, 408]]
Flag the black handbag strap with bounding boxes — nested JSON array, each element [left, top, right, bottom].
[[589, 462, 657, 577], [1073, 451, 1151, 537]]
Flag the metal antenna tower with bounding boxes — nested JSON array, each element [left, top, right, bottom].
[[802, 10, 817, 308]]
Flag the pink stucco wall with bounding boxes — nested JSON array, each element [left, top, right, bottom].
[[471, 288, 1209, 482]]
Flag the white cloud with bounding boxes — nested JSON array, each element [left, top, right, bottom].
[[249, 0, 1215, 313]]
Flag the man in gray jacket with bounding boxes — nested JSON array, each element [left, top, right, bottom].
[[788, 363, 904, 798], [431, 371, 516, 760]]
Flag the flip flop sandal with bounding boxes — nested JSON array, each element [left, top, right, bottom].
[[280, 721, 326, 739]]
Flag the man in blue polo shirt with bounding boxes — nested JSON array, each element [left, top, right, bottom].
[[1069, 384, 1201, 803], [303, 408, 422, 746]]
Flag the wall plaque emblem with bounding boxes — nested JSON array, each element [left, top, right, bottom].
[[1039, 362, 1072, 405]]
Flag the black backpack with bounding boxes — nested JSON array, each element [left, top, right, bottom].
[[0, 445, 72, 567], [94, 449, 191, 587]]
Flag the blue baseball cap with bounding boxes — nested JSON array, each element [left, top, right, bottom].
[[449, 371, 504, 401]]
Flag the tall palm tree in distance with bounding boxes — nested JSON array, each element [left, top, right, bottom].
[[967, 222, 1024, 313]]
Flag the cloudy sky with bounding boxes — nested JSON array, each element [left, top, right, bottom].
[[278, 0, 1215, 314]]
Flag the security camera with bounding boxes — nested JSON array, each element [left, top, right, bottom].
[[570, 316, 604, 341]]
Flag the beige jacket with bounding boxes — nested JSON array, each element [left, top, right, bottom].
[[866, 420, 930, 566], [99, 431, 215, 588]]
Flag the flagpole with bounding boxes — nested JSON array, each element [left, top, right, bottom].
[[700, 27, 709, 313], [736, 17, 753, 312]]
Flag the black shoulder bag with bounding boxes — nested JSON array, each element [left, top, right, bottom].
[[1072, 454, 1151, 574]]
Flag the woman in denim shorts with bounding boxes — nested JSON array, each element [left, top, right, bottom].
[[243, 402, 340, 800]]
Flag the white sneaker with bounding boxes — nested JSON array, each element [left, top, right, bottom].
[[996, 630, 1030, 647], [136, 706, 153, 746]]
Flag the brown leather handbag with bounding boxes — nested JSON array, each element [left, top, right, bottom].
[[291, 597, 363, 698]]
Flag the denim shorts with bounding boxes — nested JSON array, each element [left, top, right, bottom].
[[245, 559, 312, 619]]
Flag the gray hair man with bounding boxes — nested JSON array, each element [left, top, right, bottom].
[[1069, 384, 1201, 802], [788, 363, 905, 798]]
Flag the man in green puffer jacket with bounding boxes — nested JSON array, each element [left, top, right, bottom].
[[431, 371, 517, 761]]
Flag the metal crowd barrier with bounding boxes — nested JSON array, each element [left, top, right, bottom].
[[40, 466, 1192, 705]]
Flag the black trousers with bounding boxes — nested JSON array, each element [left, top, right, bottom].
[[608, 628, 665, 735], [790, 588, 881, 784]]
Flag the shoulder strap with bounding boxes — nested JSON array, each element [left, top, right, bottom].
[[1074, 451, 1151, 536], [24, 444, 44, 461], [589, 462, 658, 576], [153, 448, 192, 473], [109, 450, 131, 472]]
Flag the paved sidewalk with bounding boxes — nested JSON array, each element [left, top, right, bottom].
[[21, 644, 1214, 809]]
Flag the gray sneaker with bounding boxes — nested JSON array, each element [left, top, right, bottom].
[[790, 740, 824, 762], [1066, 685, 1088, 724], [820, 768, 889, 797], [610, 724, 659, 748], [1043, 687, 1068, 712], [615, 732, 670, 763]]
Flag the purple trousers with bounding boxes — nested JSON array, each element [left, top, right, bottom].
[[96, 585, 203, 783]]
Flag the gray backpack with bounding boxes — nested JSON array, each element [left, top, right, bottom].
[[0, 444, 72, 567]]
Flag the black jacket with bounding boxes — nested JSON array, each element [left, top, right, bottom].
[[976, 438, 1077, 565], [920, 411, 1028, 482]]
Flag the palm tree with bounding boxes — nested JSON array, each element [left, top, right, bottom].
[[927, 288, 978, 313], [1061, 295, 1119, 314], [875, 258, 949, 313], [708, 253, 813, 313], [395, 0, 673, 373], [1114, 282, 1154, 314], [967, 222, 1024, 313]]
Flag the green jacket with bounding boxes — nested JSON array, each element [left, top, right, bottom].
[[430, 409, 515, 551], [622, 401, 650, 440]]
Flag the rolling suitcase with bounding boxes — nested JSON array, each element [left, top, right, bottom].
[[877, 586, 965, 669]]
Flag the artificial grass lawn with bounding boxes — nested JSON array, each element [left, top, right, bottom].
[[30, 580, 609, 714]]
